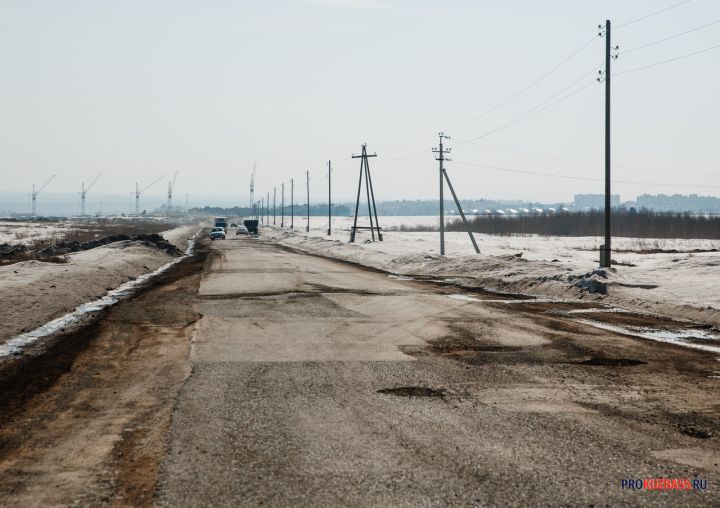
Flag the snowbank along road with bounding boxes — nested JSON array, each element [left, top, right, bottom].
[[0, 233, 718, 506]]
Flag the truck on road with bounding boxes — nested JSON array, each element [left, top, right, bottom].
[[243, 219, 259, 234], [213, 217, 228, 232]]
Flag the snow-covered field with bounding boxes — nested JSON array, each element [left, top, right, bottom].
[[264, 215, 720, 326], [0, 221, 79, 245]]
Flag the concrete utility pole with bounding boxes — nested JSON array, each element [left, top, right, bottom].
[[327, 161, 332, 236], [273, 187, 277, 225], [433, 134, 449, 255], [306, 170, 310, 232], [599, 19, 617, 268], [290, 178, 294, 229], [433, 133, 479, 255], [281, 183, 285, 228], [267, 192, 270, 224], [261, 197, 264, 224]]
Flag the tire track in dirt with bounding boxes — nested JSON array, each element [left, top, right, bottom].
[[0, 241, 213, 506]]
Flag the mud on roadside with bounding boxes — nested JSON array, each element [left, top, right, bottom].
[[0, 240, 214, 506]]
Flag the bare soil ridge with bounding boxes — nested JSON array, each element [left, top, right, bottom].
[[0, 224, 199, 346]]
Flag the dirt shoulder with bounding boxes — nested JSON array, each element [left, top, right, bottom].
[[0, 225, 200, 345], [0, 241, 210, 506]]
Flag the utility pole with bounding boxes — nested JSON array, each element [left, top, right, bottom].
[[273, 187, 277, 225], [327, 160, 332, 236], [598, 20, 617, 268], [433, 133, 479, 255], [261, 197, 264, 224], [350, 144, 382, 242], [267, 192, 270, 224], [290, 178, 294, 229], [306, 170, 310, 232], [281, 182, 285, 228], [434, 134, 448, 255]]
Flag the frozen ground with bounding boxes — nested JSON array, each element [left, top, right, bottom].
[[263, 215, 720, 326], [0, 221, 78, 245], [0, 224, 199, 345]]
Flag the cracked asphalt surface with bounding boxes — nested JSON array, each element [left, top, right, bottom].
[[1, 234, 718, 506], [154, 236, 720, 507]]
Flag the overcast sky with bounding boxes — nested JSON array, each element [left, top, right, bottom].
[[1, 0, 718, 205]]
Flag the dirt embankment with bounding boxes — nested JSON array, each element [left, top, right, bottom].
[[0, 225, 200, 346], [0, 241, 212, 506]]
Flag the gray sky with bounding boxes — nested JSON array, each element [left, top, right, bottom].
[[1, 0, 719, 205]]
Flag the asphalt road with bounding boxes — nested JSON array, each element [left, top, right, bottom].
[[154, 235, 720, 507]]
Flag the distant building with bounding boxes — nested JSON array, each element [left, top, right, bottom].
[[574, 193, 620, 209], [635, 194, 720, 213]]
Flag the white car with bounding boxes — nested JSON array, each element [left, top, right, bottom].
[[209, 227, 226, 240], [235, 225, 249, 235]]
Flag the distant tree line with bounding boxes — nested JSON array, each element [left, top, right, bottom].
[[190, 204, 351, 217], [371, 199, 548, 216], [446, 209, 720, 239]]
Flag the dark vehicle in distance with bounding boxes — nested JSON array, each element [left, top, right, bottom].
[[243, 219, 259, 234]]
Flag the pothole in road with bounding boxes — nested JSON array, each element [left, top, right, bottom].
[[680, 426, 714, 439], [377, 386, 446, 398], [578, 357, 647, 367]]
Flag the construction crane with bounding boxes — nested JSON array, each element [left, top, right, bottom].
[[167, 171, 179, 217], [249, 162, 256, 207], [31, 175, 56, 217], [134, 175, 166, 216], [80, 172, 102, 216]]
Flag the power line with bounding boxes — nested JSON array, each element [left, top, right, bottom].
[[375, 134, 436, 151], [467, 143, 718, 177], [383, 151, 429, 162], [457, 71, 599, 145], [448, 36, 599, 132], [376, 34, 599, 151], [621, 18, 720, 54], [615, 42, 720, 76], [453, 160, 720, 189], [615, 0, 695, 29]]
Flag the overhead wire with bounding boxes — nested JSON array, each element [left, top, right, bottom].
[[376, 34, 599, 151], [615, 42, 720, 75], [456, 66, 601, 146], [615, 0, 695, 29], [465, 144, 717, 177], [382, 0, 713, 183], [447, 36, 599, 132], [452, 161, 720, 189], [621, 17, 720, 54]]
